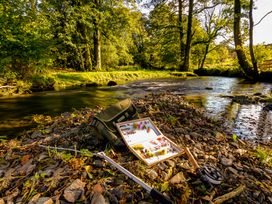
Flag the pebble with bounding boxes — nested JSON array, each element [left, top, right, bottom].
[[162, 167, 173, 181], [227, 167, 238, 175], [111, 187, 123, 199], [93, 160, 104, 168], [169, 172, 186, 184], [165, 160, 175, 168], [63, 179, 86, 203], [36, 197, 53, 204], [253, 191, 261, 198], [146, 169, 158, 180], [221, 157, 233, 166], [157, 163, 167, 171]]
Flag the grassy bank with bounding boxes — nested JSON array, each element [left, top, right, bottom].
[[31, 70, 197, 91]]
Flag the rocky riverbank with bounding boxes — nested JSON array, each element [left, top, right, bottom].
[[0, 93, 271, 203]]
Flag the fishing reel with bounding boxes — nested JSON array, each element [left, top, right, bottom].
[[197, 165, 223, 186]]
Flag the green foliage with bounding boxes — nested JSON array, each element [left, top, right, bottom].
[[0, 0, 54, 78], [255, 146, 272, 167], [232, 133, 238, 141]]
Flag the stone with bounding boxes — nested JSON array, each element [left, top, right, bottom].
[[93, 160, 104, 168], [162, 168, 173, 181], [64, 179, 86, 203], [91, 193, 106, 204], [86, 82, 98, 87], [157, 163, 167, 171], [169, 172, 186, 184], [111, 187, 123, 199], [221, 157, 233, 166], [178, 161, 191, 170], [253, 191, 261, 198], [36, 197, 53, 204], [165, 160, 175, 168], [235, 149, 247, 156], [227, 167, 238, 175], [215, 132, 225, 142], [107, 81, 117, 86], [146, 169, 158, 180]]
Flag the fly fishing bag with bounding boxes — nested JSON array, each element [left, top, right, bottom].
[[90, 98, 139, 146]]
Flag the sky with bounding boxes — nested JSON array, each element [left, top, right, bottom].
[[253, 0, 272, 45], [139, 0, 272, 45]]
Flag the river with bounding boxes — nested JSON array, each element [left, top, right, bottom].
[[0, 77, 271, 140]]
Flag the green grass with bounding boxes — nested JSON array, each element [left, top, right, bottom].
[[255, 146, 272, 167], [42, 70, 196, 90]]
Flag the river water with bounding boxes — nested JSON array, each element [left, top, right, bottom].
[[0, 77, 271, 140]]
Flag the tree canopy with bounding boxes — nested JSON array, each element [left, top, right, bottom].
[[0, 0, 271, 79]]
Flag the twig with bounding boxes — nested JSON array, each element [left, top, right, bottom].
[[212, 185, 246, 204]]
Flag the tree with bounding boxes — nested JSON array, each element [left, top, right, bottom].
[[233, 0, 256, 79], [0, 0, 53, 78], [180, 0, 193, 71]]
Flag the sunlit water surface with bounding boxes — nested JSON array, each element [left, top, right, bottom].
[[0, 77, 271, 140]]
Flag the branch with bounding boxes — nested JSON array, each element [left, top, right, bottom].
[[254, 10, 272, 26], [213, 185, 246, 204]]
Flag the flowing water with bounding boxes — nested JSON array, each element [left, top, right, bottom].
[[0, 77, 271, 140]]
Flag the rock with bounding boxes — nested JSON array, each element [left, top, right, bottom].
[[221, 157, 233, 166], [253, 191, 261, 198], [91, 193, 106, 204], [235, 149, 247, 156], [178, 161, 191, 170], [157, 162, 168, 170], [146, 169, 158, 180], [215, 132, 225, 142], [64, 179, 86, 203], [31, 131, 43, 139], [107, 81, 117, 86], [93, 160, 104, 168], [162, 167, 173, 181], [28, 194, 41, 204], [169, 172, 186, 184], [86, 82, 98, 87], [165, 160, 175, 168], [227, 167, 238, 175], [111, 187, 123, 199], [36, 197, 53, 204]]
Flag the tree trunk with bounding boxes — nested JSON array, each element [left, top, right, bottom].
[[178, 0, 185, 68], [181, 0, 193, 71], [93, 22, 102, 71], [249, 0, 259, 78], [200, 43, 210, 69], [93, 0, 102, 71], [233, 0, 255, 79]]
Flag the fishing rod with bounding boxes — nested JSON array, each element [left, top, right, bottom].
[[39, 145, 173, 204]]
